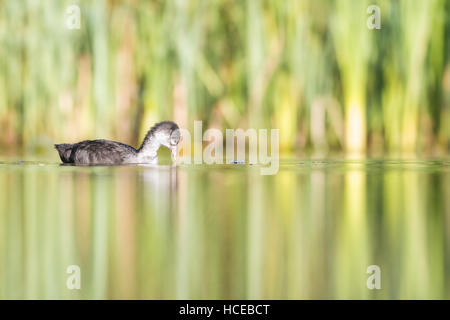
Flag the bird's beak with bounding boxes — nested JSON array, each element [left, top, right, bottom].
[[170, 145, 178, 162]]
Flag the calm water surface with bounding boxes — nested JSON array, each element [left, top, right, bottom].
[[0, 158, 449, 299]]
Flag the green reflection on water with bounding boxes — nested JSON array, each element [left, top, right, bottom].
[[0, 159, 449, 299]]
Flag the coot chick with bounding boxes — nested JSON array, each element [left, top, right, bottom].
[[55, 121, 180, 165]]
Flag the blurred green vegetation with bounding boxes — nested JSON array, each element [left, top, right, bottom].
[[0, 0, 449, 155]]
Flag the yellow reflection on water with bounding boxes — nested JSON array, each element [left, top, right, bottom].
[[0, 160, 449, 299]]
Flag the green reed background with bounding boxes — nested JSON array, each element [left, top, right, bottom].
[[0, 0, 449, 155]]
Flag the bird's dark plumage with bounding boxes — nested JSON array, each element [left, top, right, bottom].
[[54, 144, 73, 163], [55, 140, 137, 165]]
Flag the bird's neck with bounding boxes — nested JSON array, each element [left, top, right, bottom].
[[138, 132, 160, 161]]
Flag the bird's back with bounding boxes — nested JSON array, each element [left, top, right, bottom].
[[55, 140, 137, 165]]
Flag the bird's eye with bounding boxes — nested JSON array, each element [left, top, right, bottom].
[[170, 129, 181, 145]]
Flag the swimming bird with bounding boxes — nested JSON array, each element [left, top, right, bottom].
[[55, 121, 180, 165]]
